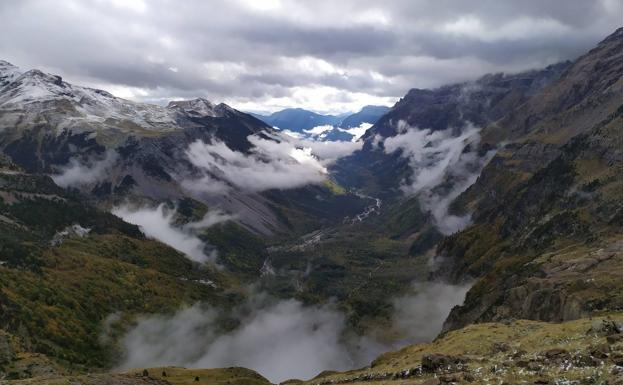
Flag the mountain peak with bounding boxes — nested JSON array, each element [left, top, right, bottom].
[[168, 97, 213, 111], [167, 98, 234, 118], [598, 27, 623, 46], [0, 60, 23, 89], [0, 60, 18, 69], [20, 69, 64, 86]]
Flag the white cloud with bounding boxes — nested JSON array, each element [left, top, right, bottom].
[[111, 204, 231, 263], [117, 282, 470, 383], [51, 150, 117, 188], [304, 124, 334, 135], [383, 122, 495, 234], [293, 137, 363, 163], [338, 122, 372, 142], [184, 132, 361, 194], [186, 136, 325, 192]]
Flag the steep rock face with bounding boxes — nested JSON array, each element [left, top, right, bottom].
[[439, 28, 623, 330], [482, 27, 623, 145], [332, 63, 570, 197], [362, 62, 571, 141]]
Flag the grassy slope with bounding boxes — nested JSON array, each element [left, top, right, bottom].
[[0, 168, 242, 372], [304, 313, 623, 385]]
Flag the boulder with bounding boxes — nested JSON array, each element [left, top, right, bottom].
[[421, 354, 465, 373]]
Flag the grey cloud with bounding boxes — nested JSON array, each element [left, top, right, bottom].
[[0, 0, 620, 112]]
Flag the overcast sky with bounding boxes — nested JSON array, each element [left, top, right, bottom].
[[0, 0, 621, 114]]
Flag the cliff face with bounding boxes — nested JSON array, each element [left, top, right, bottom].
[[438, 28, 623, 330]]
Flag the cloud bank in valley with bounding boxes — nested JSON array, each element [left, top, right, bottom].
[[112, 204, 232, 263], [184, 132, 361, 194], [382, 121, 495, 234], [117, 282, 469, 383]]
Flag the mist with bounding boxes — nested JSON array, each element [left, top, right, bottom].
[[185, 132, 361, 194], [383, 122, 495, 234], [391, 282, 471, 342], [51, 150, 117, 188], [112, 204, 232, 263], [116, 281, 469, 383]]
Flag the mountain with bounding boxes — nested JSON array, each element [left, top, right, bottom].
[[252, 105, 389, 142], [0, 62, 369, 238], [437, 26, 623, 330], [251, 108, 345, 132], [332, 61, 572, 197], [0, 155, 236, 370], [339, 105, 390, 129]]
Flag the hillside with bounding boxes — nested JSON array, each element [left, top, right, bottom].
[[0, 156, 242, 374], [434, 27, 623, 331]]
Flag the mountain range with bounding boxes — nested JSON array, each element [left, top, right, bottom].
[[0, 26, 623, 385], [251, 105, 390, 141]]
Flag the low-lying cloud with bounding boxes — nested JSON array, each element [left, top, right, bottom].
[[185, 132, 361, 194], [51, 150, 117, 188], [391, 282, 471, 342], [382, 121, 495, 234], [112, 204, 232, 263], [338, 122, 373, 142], [117, 281, 469, 383], [304, 124, 334, 136]]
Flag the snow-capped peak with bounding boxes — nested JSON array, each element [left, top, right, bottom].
[[0, 60, 22, 90], [0, 61, 242, 137], [0, 64, 178, 134], [168, 97, 223, 117]]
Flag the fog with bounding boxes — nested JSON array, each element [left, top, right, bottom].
[[383, 122, 495, 234], [391, 282, 471, 342], [117, 281, 469, 383], [51, 150, 117, 188], [112, 204, 232, 263]]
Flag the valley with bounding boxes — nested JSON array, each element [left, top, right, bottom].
[[0, 7, 623, 385]]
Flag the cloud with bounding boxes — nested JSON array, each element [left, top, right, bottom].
[[391, 282, 471, 342], [304, 124, 334, 136], [111, 204, 231, 263], [117, 282, 469, 383], [338, 122, 372, 142], [383, 122, 495, 234], [292, 137, 363, 163], [51, 150, 117, 188], [0, 1, 620, 113], [184, 132, 361, 194]]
